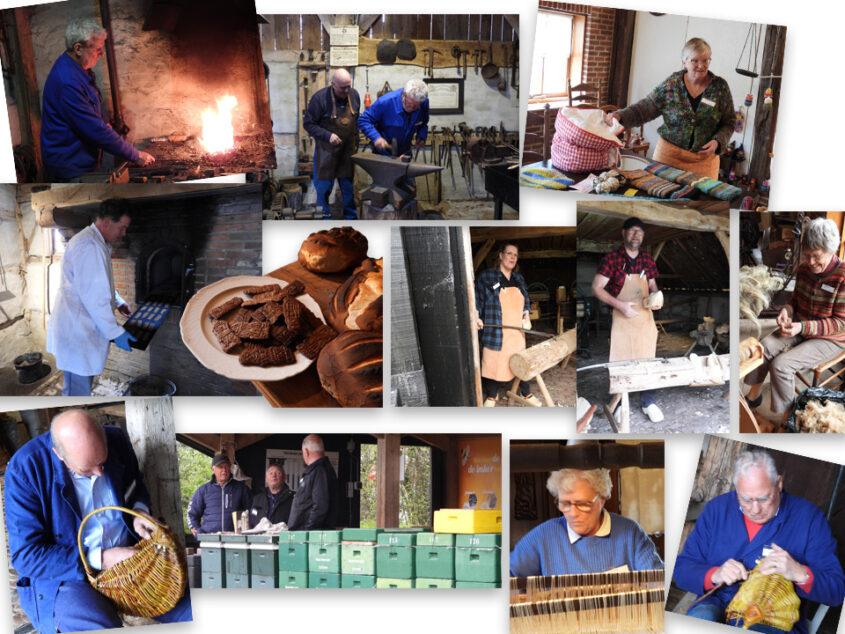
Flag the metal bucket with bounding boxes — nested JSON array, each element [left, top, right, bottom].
[[124, 374, 177, 397], [13, 352, 51, 384]]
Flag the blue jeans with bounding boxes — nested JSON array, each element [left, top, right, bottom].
[[54, 580, 192, 631], [687, 602, 796, 633], [62, 371, 92, 396], [641, 389, 655, 408], [313, 164, 357, 219]]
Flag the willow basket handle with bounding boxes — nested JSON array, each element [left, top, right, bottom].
[[76, 505, 166, 580]]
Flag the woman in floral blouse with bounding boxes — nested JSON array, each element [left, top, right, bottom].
[[609, 38, 735, 179]]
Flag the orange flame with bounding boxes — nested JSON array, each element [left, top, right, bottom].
[[199, 95, 238, 153]]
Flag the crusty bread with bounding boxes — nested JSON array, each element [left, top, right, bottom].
[[316, 330, 382, 408], [298, 227, 368, 273], [327, 258, 383, 332]]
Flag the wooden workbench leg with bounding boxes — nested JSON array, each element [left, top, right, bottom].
[[508, 377, 520, 405], [619, 391, 630, 433], [535, 375, 553, 407]]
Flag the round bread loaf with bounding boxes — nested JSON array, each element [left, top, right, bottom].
[[327, 258, 383, 332], [298, 227, 368, 273], [317, 330, 382, 408]]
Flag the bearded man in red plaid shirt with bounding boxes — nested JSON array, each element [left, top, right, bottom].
[[591, 217, 664, 423]]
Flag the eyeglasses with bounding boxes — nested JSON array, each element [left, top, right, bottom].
[[738, 493, 773, 505], [557, 494, 599, 513], [686, 57, 711, 65]]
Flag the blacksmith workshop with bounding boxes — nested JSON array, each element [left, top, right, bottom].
[[0, 183, 264, 397], [739, 211, 845, 434], [178, 432, 502, 589], [1, 0, 274, 183], [575, 200, 730, 434], [392, 226, 573, 408], [260, 14, 520, 221], [519, 5, 784, 210]]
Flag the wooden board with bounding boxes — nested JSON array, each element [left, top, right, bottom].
[[251, 262, 349, 407], [608, 354, 730, 394]]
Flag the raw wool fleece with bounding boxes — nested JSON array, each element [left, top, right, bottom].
[[740, 265, 785, 337], [795, 400, 845, 433]]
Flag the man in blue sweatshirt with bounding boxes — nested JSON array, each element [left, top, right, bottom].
[[510, 468, 663, 576], [358, 78, 429, 157], [40, 18, 154, 181]]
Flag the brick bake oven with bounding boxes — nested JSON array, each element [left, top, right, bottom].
[[2, 0, 275, 182], [25, 184, 263, 395]]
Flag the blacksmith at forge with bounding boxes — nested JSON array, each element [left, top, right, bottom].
[[591, 218, 664, 423], [41, 18, 154, 181], [303, 69, 361, 220]]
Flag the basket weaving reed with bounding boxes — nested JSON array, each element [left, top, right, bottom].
[[77, 505, 187, 618], [725, 564, 800, 631]]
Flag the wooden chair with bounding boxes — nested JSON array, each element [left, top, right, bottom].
[[567, 79, 600, 108], [521, 103, 553, 164], [794, 348, 845, 394]]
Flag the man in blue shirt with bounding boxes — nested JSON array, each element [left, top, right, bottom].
[[40, 18, 154, 181], [358, 78, 429, 157], [4, 409, 191, 632]]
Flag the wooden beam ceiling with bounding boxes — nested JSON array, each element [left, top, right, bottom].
[[470, 226, 576, 242], [577, 200, 729, 233]]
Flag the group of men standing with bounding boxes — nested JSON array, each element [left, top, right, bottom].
[[187, 434, 339, 534]]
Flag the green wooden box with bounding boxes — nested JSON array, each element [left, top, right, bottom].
[[455, 581, 500, 588], [278, 533, 309, 572], [308, 572, 341, 588], [416, 577, 455, 588], [200, 544, 223, 574], [376, 577, 414, 588], [249, 544, 279, 578], [223, 543, 250, 576], [455, 534, 501, 583], [341, 574, 377, 588], [201, 571, 225, 589], [279, 571, 309, 588], [341, 542, 376, 575], [225, 572, 250, 588], [308, 541, 341, 573], [376, 532, 416, 579], [278, 531, 310, 543], [342, 528, 383, 541], [415, 532, 455, 579], [250, 574, 276, 589], [308, 530, 342, 543]]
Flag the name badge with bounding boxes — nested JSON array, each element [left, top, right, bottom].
[[822, 283, 836, 293], [700, 97, 716, 107], [492, 282, 500, 290]]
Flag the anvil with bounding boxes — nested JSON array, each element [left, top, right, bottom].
[[351, 152, 443, 210]]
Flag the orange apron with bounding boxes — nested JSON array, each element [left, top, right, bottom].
[[609, 274, 658, 362], [481, 286, 526, 381], [654, 136, 719, 179]]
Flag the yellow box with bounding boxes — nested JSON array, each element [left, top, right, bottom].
[[433, 509, 502, 534]]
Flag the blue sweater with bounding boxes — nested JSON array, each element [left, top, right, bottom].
[[187, 475, 252, 533], [357, 88, 428, 156], [673, 491, 845, 634], [41, 52, 140, 179], [510, 512, 664, 576]]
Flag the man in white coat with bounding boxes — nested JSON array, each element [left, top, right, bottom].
[[47, 199, 136, 395]]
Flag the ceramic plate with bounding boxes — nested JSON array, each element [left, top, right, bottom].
[[180, 275, 323, 381], [617, 154, 650, 171]]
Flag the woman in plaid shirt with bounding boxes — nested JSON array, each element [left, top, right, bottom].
[[474, 243, 541, 407], [745, 218, 845, 424]]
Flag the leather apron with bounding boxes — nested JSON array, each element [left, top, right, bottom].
[[654, 136, 719, 179], [315, 90, 358, 180], [481, 286, 526, 381], [609, 274, 658, 362]]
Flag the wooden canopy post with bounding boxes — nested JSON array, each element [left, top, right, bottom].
[[749, 25, 786, 184], [125, 398, 184, 545], [376, 434, 401, 529]]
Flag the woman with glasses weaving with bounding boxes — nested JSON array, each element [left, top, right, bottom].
[[509, 468, 663, 576], [607, 37, 735, 179]]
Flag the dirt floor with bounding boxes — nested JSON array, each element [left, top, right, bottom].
[[577, 329, 730, 433], [489, 332, 574, 408]]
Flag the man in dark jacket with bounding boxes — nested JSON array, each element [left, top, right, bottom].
[[41, 18, 154, 180], [250, 463, 294, 527], [303, 68, 360, 219], [287, 434, 339, 530], [4, 410, 191, 633], [187, 453, 252, 534]]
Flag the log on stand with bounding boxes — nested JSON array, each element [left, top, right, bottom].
[[506, 328, 575, 407]]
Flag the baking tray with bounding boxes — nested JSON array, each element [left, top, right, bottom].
[[180, 275, 324, 381], [124, 297, 172, 350]]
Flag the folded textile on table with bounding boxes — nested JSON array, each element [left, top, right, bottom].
[[619, 169, 694, 199], [519, 166, 575, 190], [644, 162, 742, 200]]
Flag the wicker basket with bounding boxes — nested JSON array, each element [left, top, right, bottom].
[[725, 564, 800, 631], [77, 505, 187, 618]]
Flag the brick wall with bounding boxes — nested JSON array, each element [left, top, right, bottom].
[[104, 187, 262, 395]]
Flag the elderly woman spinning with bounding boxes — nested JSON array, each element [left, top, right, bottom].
[[510, 468, 663, 576], [745, 218, 845, 422], [608, 37, 735, 179]]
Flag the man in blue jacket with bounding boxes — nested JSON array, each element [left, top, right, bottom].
[[3, 410, 191, 632], [187, 453, 252, 534], [358, 78, 429, 157], [674, 449, 845, 633], [40, 18, 154, 181]]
